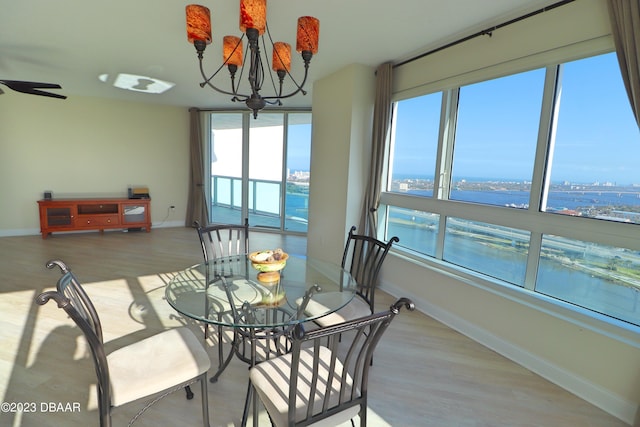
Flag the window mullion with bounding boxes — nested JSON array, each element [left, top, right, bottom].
[[523, 232, 541, 290], [281, 113, 288, 230], [524, 64, 561, 290], [530, 64, 561, 213], [435, 88, 458, 200], [435, 89, 459, 259]]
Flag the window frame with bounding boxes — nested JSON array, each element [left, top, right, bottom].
[[204, 109, 312, 234], [380, 50, 640, 338]]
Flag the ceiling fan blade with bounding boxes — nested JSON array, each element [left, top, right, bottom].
[[0, 79, 67, 99], [26, 88, 67, 99]]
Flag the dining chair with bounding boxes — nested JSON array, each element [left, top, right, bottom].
[[193, 219, 251, 378], [35, 260, 211, 427], [307, 226, 400, 328], [193, 218, 250, 261], [248, 297, 415, 427]]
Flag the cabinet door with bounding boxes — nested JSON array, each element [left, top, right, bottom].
[[45, 205, 75, 228], [121, 203, 149, 226]]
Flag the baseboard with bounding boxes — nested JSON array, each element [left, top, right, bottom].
[[0, 228, 41, 237], [381, 281, 638, 425], [152, 220, 185, 228]]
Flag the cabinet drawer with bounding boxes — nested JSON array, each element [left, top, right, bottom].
[[78, 215, 119, 227]]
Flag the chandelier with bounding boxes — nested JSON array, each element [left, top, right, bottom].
[[186, 1, 319, 118]]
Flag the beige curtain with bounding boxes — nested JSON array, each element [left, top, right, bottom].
[[185, 108, 209, 226], [359, 62, 393, 238], [608, 0, 640, 126]]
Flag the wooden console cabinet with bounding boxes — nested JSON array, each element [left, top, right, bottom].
[[37, 198, 151, 239]]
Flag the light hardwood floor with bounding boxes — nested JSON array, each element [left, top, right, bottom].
[[0, 227, 629, 426]]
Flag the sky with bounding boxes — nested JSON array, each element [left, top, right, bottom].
[[392, 52, 640, 186], [211, 117, 312, 175], [213, 53, 640, 186], [286, 123, 311, 172]]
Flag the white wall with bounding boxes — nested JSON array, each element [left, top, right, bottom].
[[0, 91, 190, 236], [307, 63, 374, 263], [309, 0, 640, 424]]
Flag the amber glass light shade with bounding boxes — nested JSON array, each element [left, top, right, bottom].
[[223, 36, 244, 66], [186, 5, 212, 44], [296, 16, 319, 54], [239, 0, 266, 35], [272, 42, 291, 72]]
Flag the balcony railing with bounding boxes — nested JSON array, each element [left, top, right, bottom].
[[210, 175, 308, 232]]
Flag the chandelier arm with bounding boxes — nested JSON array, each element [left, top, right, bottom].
[[261, 57, 311, 101], [229, 43, 252, 100], [193, 36, 251, 100], [227, 52, 250, 101], [198, 59, 245, 99], [225, 35, 246, 96]]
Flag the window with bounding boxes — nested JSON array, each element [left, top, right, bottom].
[[210, 113, 243, 225], [443, 218, 530, 286], [207, 111, 311, 233], [536, 235, 640, 325], [388, 94, 441, 196], [452, 69, 544, 207], [387, 206, 439, 257], [285, 113, 312, 232], [249, 114, 285, 227], [544, 54, 640, 222], [381, 51, 640, 327]]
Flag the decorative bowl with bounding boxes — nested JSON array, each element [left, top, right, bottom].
[[249, 250, 289, 272], [256, 271, 280, 285]]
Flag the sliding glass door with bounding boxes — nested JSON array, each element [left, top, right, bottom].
[[207, 111, 311, 233], [285, 113, 311, 232]]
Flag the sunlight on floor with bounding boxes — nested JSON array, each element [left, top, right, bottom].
[[0, 288, 36, 402], [1, 272, 393, 426]]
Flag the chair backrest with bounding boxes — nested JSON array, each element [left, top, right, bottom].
[[35, 260, 112, 427], [341, 226, 399, 310], [286, 298, 414, 426], [194, 218, 249, 262]]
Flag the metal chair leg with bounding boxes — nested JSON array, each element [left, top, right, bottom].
[[185, 385, 194, 400], [241, 381, 252, 427], [200, 373, 210, 427]]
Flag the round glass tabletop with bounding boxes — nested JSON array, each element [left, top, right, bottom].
[[165, 255, 357, 328]]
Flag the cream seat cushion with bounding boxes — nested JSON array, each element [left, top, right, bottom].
[[249, 346, 360, 427], [305, 295, 371, 328], [107, 327, 211, 407]]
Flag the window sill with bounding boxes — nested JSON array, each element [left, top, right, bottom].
[[389, 249, 640, 349]]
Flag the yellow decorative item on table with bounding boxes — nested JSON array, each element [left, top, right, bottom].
[[249, 249, 288, 305], [249, 249, 288, 272]]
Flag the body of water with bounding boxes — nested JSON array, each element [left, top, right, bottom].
[[386, 219, 640, 325], [285, 192, 309, 222], [406, 188, 640, 212]]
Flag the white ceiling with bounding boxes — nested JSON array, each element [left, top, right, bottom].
[[1, 0, 560, 110]]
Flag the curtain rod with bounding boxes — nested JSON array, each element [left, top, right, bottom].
[[394, 0, 575, 68]]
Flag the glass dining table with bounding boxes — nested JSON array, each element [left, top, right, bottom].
[[166, 253, 356, 366], [166, 254, 357, 426]]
